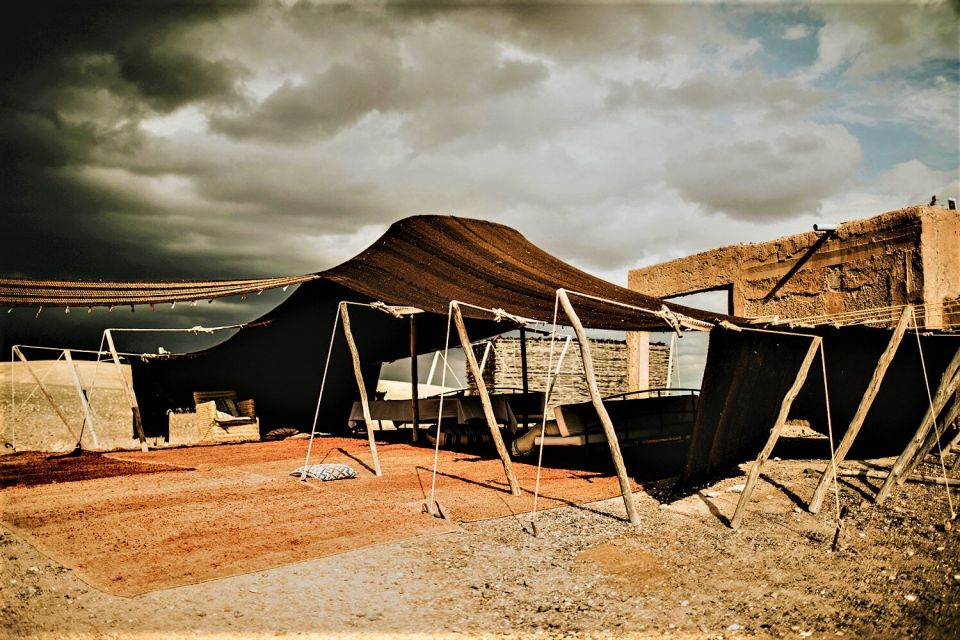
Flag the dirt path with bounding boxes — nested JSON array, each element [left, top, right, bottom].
[[3, 456, 959, 639]]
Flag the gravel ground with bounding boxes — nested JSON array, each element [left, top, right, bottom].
[[2, 455, 959, 640]]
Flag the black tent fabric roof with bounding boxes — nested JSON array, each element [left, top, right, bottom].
[[321, 215, 727, 330], [1, 215, 731, 331]]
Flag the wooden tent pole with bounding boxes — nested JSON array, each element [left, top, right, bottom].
[[875, 346, 960, 504], [557, 289, 640, 526], [807, 306, 911, 513], [104, 331, 148, 452], [410, 315, 420, 443], [64, 349, 100, 449], [339, 303, 382, 477], [730, 336, 821, 530], [12, 346, 79, 443], [520, 325, 529, 429], [451, 303, 522, 496]]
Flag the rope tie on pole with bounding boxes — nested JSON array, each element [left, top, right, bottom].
[[369, 301, 403, 318]]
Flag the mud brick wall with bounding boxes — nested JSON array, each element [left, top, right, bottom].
[[627, 205, 959, 329], [468, 336, 669, 409]]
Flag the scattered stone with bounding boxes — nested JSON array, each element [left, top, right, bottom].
[[904, 594, 917, 602], [728, 484, 746, 494]]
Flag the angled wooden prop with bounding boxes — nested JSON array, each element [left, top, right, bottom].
[[731, 335, 822, 530], [808, 306, 912, 513], [558, 289, 640, 526], [874, 345, 960, 504], [901, 389, 960, 480], [339, 303, 382, 477], [451, 303, 522, 496]]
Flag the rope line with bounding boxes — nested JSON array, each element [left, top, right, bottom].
[[562, 289, 714, 332], [771, 300, 960, 328], [911, 307, 956, 519], [300, 308, 342, 481], [819, 341, 843, 524], [427, 303, 455, 514], [530, 292, 562, 531]]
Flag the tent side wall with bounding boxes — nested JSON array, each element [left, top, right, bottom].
[[131, 280, 506, 438], [682, 326, 819, 484], [790, 328, 960, 458], [683, 325, 960, 485]]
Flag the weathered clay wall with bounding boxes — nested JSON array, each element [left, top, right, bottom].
[[628, 206, 958, 328], [920, 208, 960, 328], [468, 336, 669, 409]]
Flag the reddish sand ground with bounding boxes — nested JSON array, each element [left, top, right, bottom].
[[0, 437, 630, 597]]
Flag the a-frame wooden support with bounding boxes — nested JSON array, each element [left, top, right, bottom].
[[557, 289, 640, 526], [12, 346, 80, 445], [339, 303, 383, 477], [875, 345, 960, 504], [730, 335, 822, 530], [451, 303, 522, 496], [807, 306, 912, 513]]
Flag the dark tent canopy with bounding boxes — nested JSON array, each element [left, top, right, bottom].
[[1, 215, 725, 330], [110, 215, 732, 437]]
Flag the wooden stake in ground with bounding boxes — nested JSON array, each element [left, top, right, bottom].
[[103, 331, 148, 452], [410, 314, 420, 443], [557, 289, 640, 526], [12, 346, 80, 444], [808, 306, 911, 514], [451, 303, 521, 496], [64, 349, 100, 449], [339, 303, 382, 477], [875, 345, 960, 504], [730, 335, 822, 530]]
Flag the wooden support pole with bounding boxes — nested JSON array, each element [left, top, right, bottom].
[[558, 290, 640, 526], [105, 330, 148, 452], [808, 306, 912, 513], [339, 304, 382, 477], [410, 315, 420, 443], [64, 349, 100, 449], [13, 346, 79, 443], [451, 304, 522, 496], [875, 346, 960, 504], [520, 326, 529, 429], [901, 370, 960, 480], [731, 336, 822, 530]]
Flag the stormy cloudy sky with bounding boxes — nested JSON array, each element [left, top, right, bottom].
[[1, 1, 958, 354]]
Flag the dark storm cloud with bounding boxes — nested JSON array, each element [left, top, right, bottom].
[[0, 1, 256, 280]]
